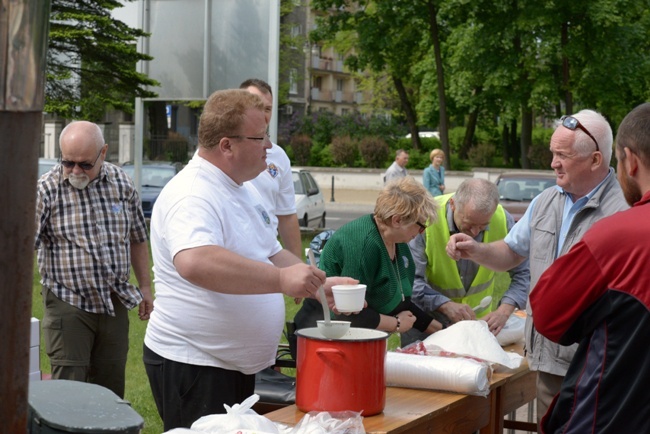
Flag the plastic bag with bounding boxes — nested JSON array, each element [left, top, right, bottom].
[[496, 312, 526, 347], [289, 411, 364, 434], [183, 394, 282, 434]]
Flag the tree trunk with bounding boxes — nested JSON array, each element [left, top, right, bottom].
[[392, 75, 421, 150], [520, 106, 533, 169], [502, 123, 511, 166], [510, 118, 520, 168], [459, 108, 479, 159], [426, 0, 451, 168], [561, 22, 573, 115]]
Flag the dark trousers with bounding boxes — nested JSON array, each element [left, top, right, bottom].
[[143, 343, 256, 431], [41, 287, 129, 398]]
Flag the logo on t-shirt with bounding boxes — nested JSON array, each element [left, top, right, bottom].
[[401, 255, 409, 269], [255, 204, 271, 225], [267, 164, 279, 178]]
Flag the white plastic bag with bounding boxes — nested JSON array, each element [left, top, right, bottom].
[[187, 394, 281, 434], [496, 313, 526, 346], [289, 411, 364, 434], [385, 352, 491, 396], [422, 321, 523, 370]]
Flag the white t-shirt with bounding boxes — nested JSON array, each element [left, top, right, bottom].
[[145, 155, 285, 374], [246, 142, 296, 234]]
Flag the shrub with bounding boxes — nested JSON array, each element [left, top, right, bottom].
[[468, 143, 496, 167], [330, 135, 358, 167], [359, 136, 390, 168], [290, 134, 312, 166]]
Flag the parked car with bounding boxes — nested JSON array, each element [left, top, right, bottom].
[[495, 172, 557, 221], [293, 169, 326, 228], [121, 162, 181, 218], [405, 131, 440, 140], [38, 158, 58, 178]]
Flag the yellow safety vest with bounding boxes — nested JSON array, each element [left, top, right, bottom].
[[424, 194, 508, 317]]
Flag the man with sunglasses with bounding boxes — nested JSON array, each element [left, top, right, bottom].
[[402, 178, 529, 346], [530, 103, 650, 433], [35, 120, 153, 398], [446, 109, 628, 429]]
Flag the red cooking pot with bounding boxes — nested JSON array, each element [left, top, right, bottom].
[[295, 327, 389, 416]]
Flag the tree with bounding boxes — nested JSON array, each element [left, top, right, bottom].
[[46, 0, 158, 121]]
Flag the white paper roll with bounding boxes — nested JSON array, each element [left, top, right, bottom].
[[385, 352, 491, 396]]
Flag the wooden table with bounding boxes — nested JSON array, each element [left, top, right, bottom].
[[265, 343, 536, 434]]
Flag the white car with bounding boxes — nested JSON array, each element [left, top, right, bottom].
[[293, 169, 326, 228], [405, 131, 440, 139]]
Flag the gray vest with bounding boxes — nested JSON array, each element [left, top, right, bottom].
[[524, 169, 628, 375]]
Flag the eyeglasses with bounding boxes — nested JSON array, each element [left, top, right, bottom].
[[416, 221, 427, 234], [560, 115, 600, 152], [60, 149, 103, 171], [227, 130, 270, 142]]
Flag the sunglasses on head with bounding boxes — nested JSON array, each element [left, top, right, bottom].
[[560, 115, 600, 152], [60, 149, 102, 171]]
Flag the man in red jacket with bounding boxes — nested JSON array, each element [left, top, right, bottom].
[[530, 102, 650, 433]]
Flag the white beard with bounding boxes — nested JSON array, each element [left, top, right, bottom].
[[66, 173, 91, 190]]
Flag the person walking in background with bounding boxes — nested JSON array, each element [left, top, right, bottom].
[[446, 109, 628, 429], [241, 78, 302, 258], [423, 148, 446, 196], [531, 102, 650, 434], [384, 149, 409, 184], [294, 177, 444, 336], [35, 120, 153, 399], [142, 89, 355, 430], [401, 178, 529, 347]]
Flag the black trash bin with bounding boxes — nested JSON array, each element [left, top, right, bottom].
[[29, 380, 144, 434]]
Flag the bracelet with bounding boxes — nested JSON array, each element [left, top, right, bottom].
[[394, 315, 401, 333]]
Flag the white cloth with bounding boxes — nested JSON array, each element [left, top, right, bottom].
[[145, 155, 285, 374], [246, 142, 296, 234], [422, 321, 523, 370]]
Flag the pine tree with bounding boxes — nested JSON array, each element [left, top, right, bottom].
[[46, 0, 158, 120]]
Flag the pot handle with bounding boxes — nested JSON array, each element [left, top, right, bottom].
[[316, 347, 345, 361]]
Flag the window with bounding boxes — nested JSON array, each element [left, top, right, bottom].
[[337, 79, 344, 91], [289, 69, 298, 95]]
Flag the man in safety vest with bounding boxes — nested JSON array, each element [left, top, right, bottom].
[[401, 178, 530, 346]]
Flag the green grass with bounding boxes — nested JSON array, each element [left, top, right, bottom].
[[31, 236, 509, 434]]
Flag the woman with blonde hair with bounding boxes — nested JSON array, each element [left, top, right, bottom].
[[424, 149, 446, 196], [294, 177, 444, 336]]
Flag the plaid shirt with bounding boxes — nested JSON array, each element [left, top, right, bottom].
[[35, 162, 149, 316]]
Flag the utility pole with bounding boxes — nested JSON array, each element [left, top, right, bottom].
[[0, 1, 51, 431]]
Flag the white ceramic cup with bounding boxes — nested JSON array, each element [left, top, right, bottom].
[[332, 284, 367, 313]]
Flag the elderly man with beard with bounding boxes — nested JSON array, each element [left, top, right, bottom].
[[530, 103, 650, 433], [35, 120, 153, 398]]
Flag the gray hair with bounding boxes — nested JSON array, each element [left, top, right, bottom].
[[453, 178, 499, 215], [555, 109, 613, 164]]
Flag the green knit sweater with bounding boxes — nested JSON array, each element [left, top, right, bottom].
[[320, 214, 414, 316]]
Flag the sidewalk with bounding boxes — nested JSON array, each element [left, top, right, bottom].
[[321, 188, 378, 208]]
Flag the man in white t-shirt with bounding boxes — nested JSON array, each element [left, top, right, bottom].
[[241, 79, 302, 258], [143, 89, 355, 431]]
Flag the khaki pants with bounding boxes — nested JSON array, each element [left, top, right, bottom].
[[536, 371, 564, 433], [41, 287, 129, 398]]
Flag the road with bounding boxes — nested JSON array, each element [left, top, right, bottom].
[[323, 201, 374, 230]]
